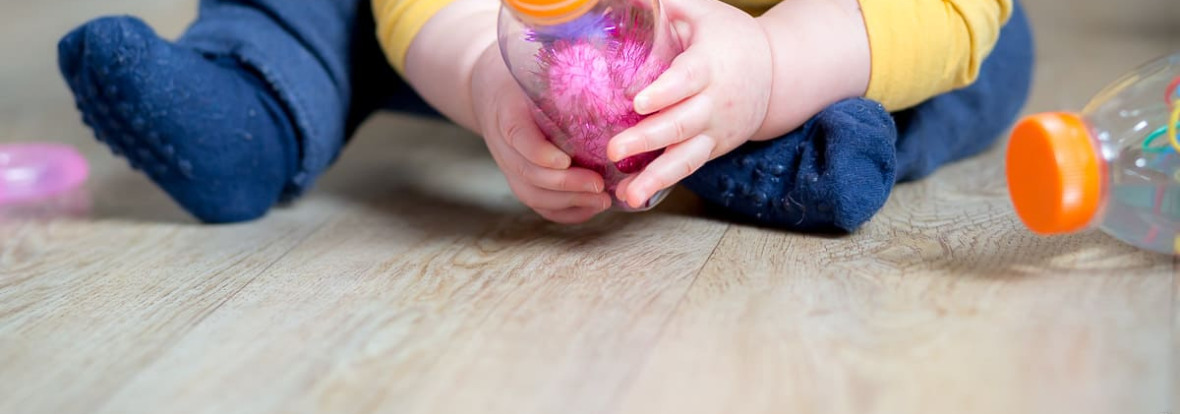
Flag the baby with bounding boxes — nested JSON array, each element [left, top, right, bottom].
[[57, 0, 1032, 231]]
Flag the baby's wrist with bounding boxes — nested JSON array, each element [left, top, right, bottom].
[[469, 41, 509, 136], [779, 29, 866, 106]]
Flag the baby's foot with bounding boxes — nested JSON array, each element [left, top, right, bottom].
[[683, 98, 897, 233], [58, 16, 298, 223]]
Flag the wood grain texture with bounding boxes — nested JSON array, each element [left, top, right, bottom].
[[0, 0, 1176, 413], [0, 204, 340, 413], [617, 164, 1174, 414], [612, 9, 1179, 411], [92, 204, 725, 414]]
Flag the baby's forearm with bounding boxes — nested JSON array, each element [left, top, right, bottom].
[[402, 0, 501, 133], [751, 0, 871, 141]]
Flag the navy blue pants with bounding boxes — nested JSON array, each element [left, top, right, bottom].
[[62, 0, 1034, 230]]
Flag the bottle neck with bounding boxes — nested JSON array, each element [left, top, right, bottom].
[[1079, 119, 1112, 231]]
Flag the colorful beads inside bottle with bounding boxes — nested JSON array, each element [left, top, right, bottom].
[[1111, 74, 1180, 254]]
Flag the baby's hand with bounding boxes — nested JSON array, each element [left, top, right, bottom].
[[607, 0, 773, 209], [470, 44, 613, 223]]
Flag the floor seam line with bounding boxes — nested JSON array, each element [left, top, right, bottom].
[[600, 222, 733, 414]]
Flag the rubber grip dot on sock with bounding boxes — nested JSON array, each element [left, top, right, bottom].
[[718, 176, 734, 191], [178, 160, 194, 178], [766, 163, 787, 176], [750, 192, 768, 207]]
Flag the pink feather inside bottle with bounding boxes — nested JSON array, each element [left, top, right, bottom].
[[501, 2, 681, 210]]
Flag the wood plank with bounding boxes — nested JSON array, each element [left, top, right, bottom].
[[616, 8, 1178, 409], [85, 117, 727, 413], [1, 0, 1175, 413], [0, 201, 342, 414], [615, 153, 1174, 414], [0, 4, 340, 413]]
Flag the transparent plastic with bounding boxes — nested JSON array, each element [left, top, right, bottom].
[[0, 143, 88, 204], [498, 0, 683, 211], [0, 142, 91, 219], [1074, 51, 1180, 254]]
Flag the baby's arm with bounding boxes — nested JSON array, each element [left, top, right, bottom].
[[749, 0, 870, 141], [754, 0, 1013, 141], [375, 0, 614, 223], [607, 0, 1012, 207], [375, 0, 495, 131]]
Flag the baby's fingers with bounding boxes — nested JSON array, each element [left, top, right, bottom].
[[608, 95, 711, 162], [619, 134, 717, 209], [497, 106, 571, 169], [524, 164, 604, 193], [633, 52, 710, 115], [511, 182, 612, 212]]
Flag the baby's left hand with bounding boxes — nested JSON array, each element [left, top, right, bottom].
[[607, 0, 773, 209]]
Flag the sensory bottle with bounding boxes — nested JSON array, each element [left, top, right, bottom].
[[1007, 51, 1180, 254], [498, 0, 682, 210]]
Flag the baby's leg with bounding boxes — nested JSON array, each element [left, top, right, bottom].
[[681, 0, 1034, 232], [58, 0, 393, 223]]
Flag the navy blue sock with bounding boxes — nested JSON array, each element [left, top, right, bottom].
[[681, 0, 1034, 233], [58, 16, 298, 223], [682, 99, 897, 232], [57, 0, 395, 223], [892, 0, 1034, 182]]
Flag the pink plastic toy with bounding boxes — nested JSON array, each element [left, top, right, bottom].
[[0, 143, 89, 205]]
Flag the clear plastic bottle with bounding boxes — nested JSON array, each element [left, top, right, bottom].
[[498, 0, 682, 211], [1006, 51, 1180, 254]]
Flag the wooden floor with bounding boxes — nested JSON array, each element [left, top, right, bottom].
[[1, 0, 1177, 413]]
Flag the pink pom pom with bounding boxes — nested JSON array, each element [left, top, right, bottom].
[[615, 151, 662, 174], [534, 10, 671, 180], [566, 120, 610, 166], [544, 42, 630, 120], [610, 37, 649, 85]]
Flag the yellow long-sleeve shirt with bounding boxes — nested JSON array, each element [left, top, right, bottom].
[[374, 0, 1012, 111]]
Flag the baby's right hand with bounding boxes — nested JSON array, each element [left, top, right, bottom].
[[469, 44, 612, 223]]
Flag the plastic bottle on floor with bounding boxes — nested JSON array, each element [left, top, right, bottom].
[[1007, 51, 1180, 254], [497, 0, 682, 211]]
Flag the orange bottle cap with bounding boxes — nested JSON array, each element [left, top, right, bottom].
[[1006, 112, 1105, 234], [504, 0, 598, 25]]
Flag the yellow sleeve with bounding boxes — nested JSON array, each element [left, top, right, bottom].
[[858, 0, 1013, 111], [373, 0, 461, 75]]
